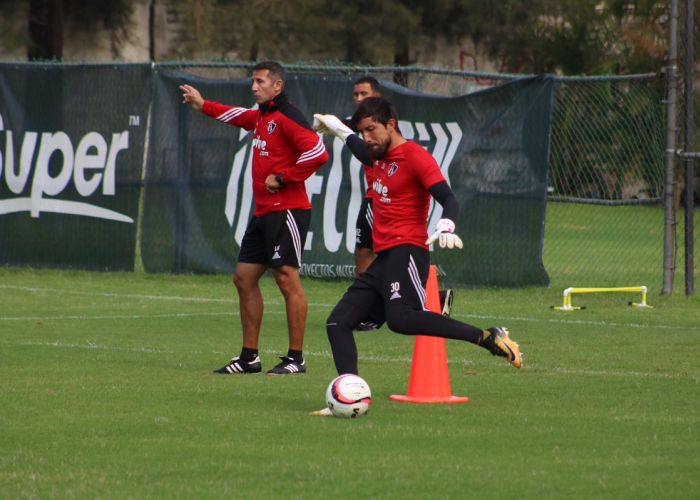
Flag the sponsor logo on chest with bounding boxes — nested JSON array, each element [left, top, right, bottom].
[[372, 178, 391, 204], [252, 135, 269, 157], [372, 160, 402, 204]]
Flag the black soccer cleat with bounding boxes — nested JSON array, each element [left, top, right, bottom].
[[482, 327, 523, 369], [213, 355, 262, 374], [266, 356, 306, 375], [439, 289, 454, 317]]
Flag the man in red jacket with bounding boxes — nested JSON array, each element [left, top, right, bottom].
[[180, 61, 329, 375]]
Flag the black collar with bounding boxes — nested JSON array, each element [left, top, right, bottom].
[[260, 92, 288, 114]]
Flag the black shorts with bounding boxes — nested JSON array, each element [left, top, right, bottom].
[[339, 244, 429, 326], [237, 209, 310, 268], [355, 197, 374, 251]]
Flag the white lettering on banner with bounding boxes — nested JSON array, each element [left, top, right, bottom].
[[427, 122, 463, 233], [300, 262, 357, 278], [31, 132, 75, 216], [304, 168, 323, 251], [74, 132, 108, 196], [226, 105, 259, 244], [345, 155, 363, 253], [0, 113, 133, 223], [223, 121, 463, 253], [4, 131, 36, 194], [321, 137, 344, 252], [398, 120, 414, 140], [226, 127, 252, 238]]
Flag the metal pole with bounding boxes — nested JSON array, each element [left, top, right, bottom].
[[683, 0, 695, 296], [662, 0, 679, 295]]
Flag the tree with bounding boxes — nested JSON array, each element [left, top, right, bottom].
[[203, 0, 421, 65], [0, 0, 134, 61], [28, 0, 64, 60], [63, 0, 134, 58], [402, 0, 668, 75]]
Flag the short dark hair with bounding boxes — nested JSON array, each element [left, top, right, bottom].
[[353, 76, 380, 93], [252, 61, 285, 82], [351, 97, 398, 129]]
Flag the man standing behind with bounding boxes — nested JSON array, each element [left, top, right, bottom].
[[180, 61, 328, 375], [348, 77, 381, 277]]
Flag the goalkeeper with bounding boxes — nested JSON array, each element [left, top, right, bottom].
[[316, 98, 523, 376], [315, 79, 453, 318]]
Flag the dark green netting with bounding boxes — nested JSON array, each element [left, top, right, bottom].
[[142, 70, 553, 286]]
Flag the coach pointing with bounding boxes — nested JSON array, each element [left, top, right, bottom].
[[180, 61, 329, 375]]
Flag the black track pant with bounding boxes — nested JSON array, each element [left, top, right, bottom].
[[326, 244, 484, 375]]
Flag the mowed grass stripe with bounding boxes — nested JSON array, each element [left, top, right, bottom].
[[1, 267, 699, 499], [1, 282, 695, 332], [2, 338, 696, 382]]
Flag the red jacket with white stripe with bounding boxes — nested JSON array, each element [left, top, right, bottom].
[[201, 92, 328, 217]]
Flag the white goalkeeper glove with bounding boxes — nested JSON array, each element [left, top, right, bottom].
[[312, 113, 354, 142], [425, 219, 464, 249], [312, 114, 331, 135]]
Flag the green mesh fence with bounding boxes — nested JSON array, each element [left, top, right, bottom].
[[0, 59, 685, 288], [143, 65, 551, 286], [546, 76, 667, 288], [161, 62, 671, 289]]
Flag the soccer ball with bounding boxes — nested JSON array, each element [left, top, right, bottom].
[[325, 374, 372, 418]]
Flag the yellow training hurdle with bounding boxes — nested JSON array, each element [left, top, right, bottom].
[[552, 286, 652, 311]]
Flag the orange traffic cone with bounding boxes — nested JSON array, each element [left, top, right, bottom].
[[389, 265, 469, 404]]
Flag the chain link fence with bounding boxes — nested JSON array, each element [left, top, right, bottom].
[[546, 75, 666, 289], [165, 61, 675, 289]]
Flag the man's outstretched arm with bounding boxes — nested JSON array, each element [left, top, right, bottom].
[[313, 114, 371, 165]]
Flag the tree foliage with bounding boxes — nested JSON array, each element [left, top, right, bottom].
[[1, 0, 671, 75], [0, 0, 134, 60], [195, 0, 669, 74], [63, 0, 134, 57], [413, 0, 668, 74]]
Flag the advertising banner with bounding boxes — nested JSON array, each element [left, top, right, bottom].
[[144, 70, 551, 286], [0, 63, 151, 270]]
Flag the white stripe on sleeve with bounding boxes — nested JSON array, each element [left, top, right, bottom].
[[296, 137, 326, 164], [216, 107, 248, 122]]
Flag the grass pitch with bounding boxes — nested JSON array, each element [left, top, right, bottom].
[[1, 267, 699, 499]]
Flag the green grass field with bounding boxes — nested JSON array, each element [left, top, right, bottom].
[[1, 264, 699, 499]]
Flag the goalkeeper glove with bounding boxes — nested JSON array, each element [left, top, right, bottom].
[[312, 114, 354, 142], [312, 114, 331, 135], [425, 219, 464, 249]]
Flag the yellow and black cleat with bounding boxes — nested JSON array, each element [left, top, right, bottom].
[[483, 327, 523, 369]]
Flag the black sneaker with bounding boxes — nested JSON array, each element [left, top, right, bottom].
[[213, 356, 262, 374], [266, 356, 306, 375], [439, 289, 454, 317]]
